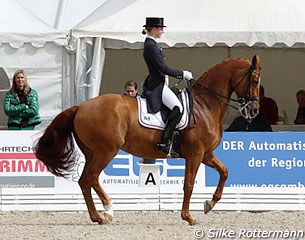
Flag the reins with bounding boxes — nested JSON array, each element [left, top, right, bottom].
[[190, 65, 258, 112]]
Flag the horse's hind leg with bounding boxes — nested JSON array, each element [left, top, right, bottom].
[[92, 172, 114, 223], [202, 153, 228, 213], [79, 149, 115, 224]]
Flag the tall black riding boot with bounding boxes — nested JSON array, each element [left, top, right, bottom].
[[157, 106, 182, 157]]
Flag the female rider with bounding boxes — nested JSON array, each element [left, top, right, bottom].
[[142, 17, 193, 157]]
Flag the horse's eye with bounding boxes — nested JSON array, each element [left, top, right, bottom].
[[252, 70, 260, 78]]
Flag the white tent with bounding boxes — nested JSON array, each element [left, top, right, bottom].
[[0, 0, 69, 129], [0, 0, 66, 46], [12, 0, 109, 107], [71, 0, 305, 124], [73, 0, 305, 48], [16, 0, 107, 31]]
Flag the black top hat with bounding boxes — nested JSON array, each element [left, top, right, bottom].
[[143, 17, 166, 27]]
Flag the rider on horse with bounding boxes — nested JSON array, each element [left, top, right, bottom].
[[141, 17, 193, 157]]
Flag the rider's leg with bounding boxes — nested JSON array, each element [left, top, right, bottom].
[[157, 85, 182, 156]]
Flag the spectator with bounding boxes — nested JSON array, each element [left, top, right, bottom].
[[124, 80, 155, 164], [124, 80, 138, 97], [225, 115, 272, 132], [294, 89, 305, 124], [4, 69, 41, 130], [259, 85, 279, 125]]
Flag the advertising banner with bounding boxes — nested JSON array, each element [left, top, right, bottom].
[[1, 131, 305, 193], [65, 150, 205, 193], [0, 131, 54, 188], [208, 132, 305, 188], [0, 131, 205, 193]]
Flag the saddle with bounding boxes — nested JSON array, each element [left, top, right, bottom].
[[137, 86, 195, 157]]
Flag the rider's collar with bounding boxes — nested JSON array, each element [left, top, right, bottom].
[[147, 35, 157, 43]]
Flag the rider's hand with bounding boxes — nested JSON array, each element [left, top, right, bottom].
[[183, 71, 193, 80]]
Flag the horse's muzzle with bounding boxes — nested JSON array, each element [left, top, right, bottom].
[[240, 101, 259, 119]]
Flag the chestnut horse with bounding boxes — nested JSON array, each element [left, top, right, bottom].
[[34, 55, 261, 225]]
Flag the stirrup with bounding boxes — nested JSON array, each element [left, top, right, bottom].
[[167, 150, 179, 158], [167, 143, 179, 158], [157, 141, 179, 158]]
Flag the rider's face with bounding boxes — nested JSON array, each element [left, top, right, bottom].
[[152, 27, 164, 39]]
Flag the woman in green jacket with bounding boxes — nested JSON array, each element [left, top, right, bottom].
[[4, 69, 41, 130]]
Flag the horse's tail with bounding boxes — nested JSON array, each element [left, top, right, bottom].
[[34, 105, 79, 178]]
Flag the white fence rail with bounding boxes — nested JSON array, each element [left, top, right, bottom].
[[1, 187, 305, 212]]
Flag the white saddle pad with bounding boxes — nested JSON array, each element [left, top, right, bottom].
[[137, 89, 190, 130]]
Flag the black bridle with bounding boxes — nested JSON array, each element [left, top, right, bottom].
[[190, 65, 260, 112]]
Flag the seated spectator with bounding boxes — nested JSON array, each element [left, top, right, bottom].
[[124, 80, 138, 97], [259, 85, 279, 125], [225, 115, 272, 132], [124, 80, 155, 163], [294, 89, 305, 124]]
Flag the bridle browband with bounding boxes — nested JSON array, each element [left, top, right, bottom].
[[190, 65, 259, 112]]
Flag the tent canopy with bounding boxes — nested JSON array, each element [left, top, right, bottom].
[[0, 0, 66, 48], [16, 0, 107, 31], [73, 0, 305, 48], [0, 0, 70, 129]]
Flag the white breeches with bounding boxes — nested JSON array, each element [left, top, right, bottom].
[[162, 85, 183, 112]]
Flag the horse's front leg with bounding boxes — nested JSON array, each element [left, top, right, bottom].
[[181, 156, 202, 225], [203, 153, 228, 213]]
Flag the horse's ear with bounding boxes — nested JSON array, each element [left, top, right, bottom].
[[251, 55, 260, 69]]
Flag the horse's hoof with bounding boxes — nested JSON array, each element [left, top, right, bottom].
[[204, 200, 212, 214], [97, 216, 109, 225], [189, 220, 200, 226], [92, 214, 108, 225], [104, 213, 113, 223]]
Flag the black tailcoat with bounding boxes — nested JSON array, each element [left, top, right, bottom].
[[142, 37, 183, 113]]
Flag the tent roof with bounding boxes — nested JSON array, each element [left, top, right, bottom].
[[72, 0, 305, 48], [16, 0, 107, 31], [0, 0, 66, 48]]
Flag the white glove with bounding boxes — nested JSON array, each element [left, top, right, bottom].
[[183, 71, 193, 80]]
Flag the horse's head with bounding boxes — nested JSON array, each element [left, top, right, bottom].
[[233, 55, 261, 120]]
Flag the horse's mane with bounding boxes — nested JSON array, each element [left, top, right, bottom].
[[198, 57, 250, 80], [193, 57, 252, 100]]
